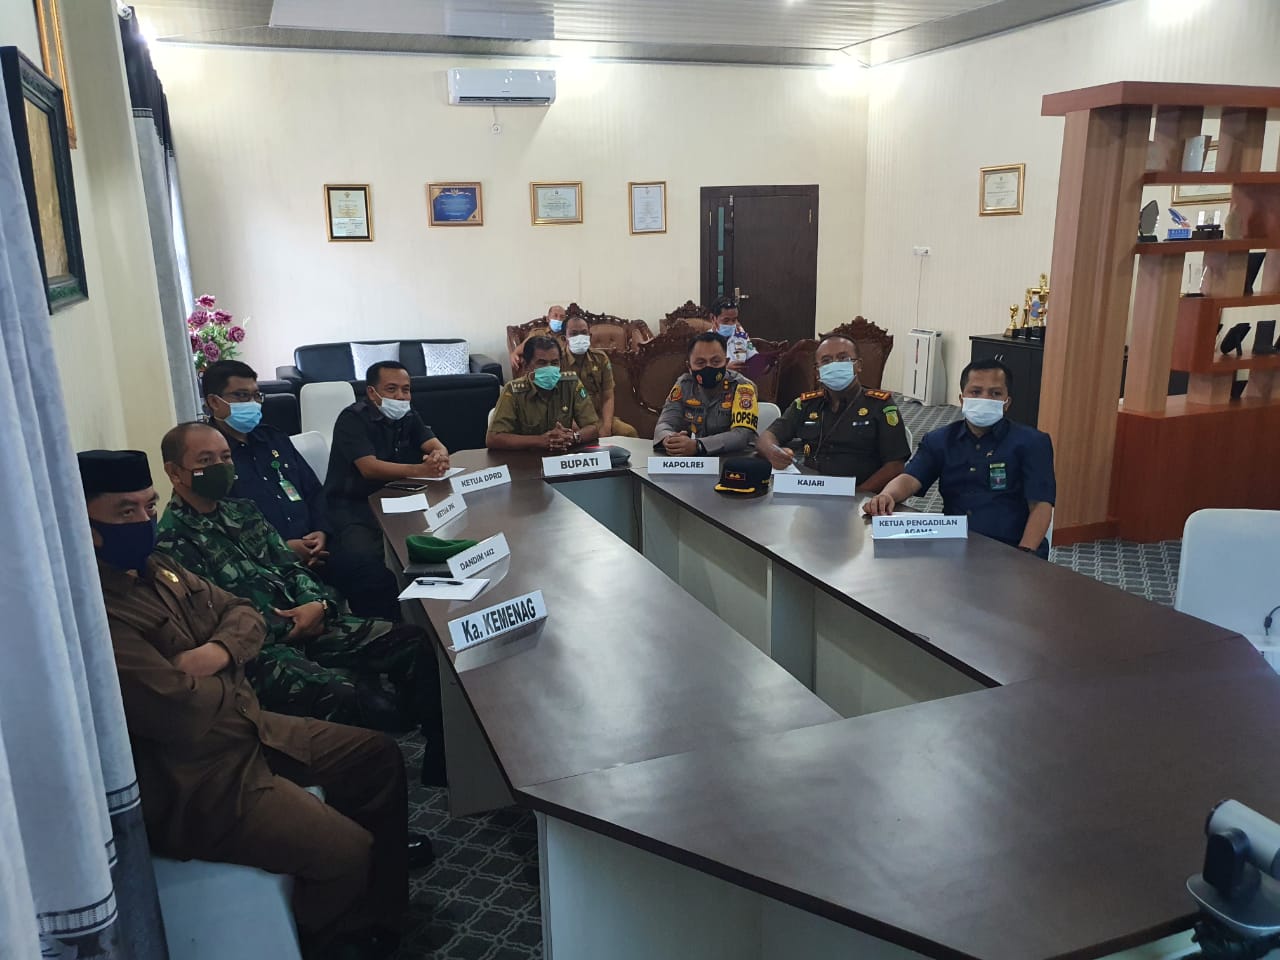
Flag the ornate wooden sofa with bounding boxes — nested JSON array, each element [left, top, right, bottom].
[[775, 316, 894, 408], [506, 303, 653, 374]]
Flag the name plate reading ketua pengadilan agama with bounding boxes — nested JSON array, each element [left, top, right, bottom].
[[448, 589, 547, 651], [647, 456, 719, 475], [542, 451, 611, 478], [451, 464, 512, 495], [871, 514, 969, 540]]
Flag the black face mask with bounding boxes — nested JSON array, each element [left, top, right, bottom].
[[91, 517, 158, 573], [693, 366, 726, 389]]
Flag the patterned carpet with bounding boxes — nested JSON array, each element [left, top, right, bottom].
[[392, 398, 1184, 958]]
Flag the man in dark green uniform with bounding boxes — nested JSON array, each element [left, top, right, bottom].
[[757, 333, 910, 492], [487, 335, 601, 451], [560, 314, 638, 438], [653, 331, 758, 455]]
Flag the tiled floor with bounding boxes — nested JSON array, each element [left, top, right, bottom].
[[394, 398, 1185, 958]]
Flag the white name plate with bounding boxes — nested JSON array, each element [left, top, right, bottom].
[[452, 464, 512, 495], [647, 456, 719, 475], [447, 532, 511, 578], [773, 473, 857, 497], [542, 451, 611, 478], [448, 589, 547, 651], [871, 514, 968, 540], [424, 492, 467, 531]]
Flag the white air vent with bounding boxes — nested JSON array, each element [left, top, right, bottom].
[[447, 68, 556, 106]]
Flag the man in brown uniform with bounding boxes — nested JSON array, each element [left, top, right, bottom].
[[79, 449, 420, 960], [487, 336, 600, 451], [560, 313, 638, 437]]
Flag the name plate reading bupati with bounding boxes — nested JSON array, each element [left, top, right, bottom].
[[451, 465, 512, 495], [424, 492, 467, 532], [773, 473, 858, 497], [447, 533, 511, 578], [542, 451, 611, 478], [647, 457, 719, 475], [448, 589, 547, 651], [871, 514, 968, 540]]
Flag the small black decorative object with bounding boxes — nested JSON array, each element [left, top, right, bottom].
[[1138, 200, 1159, 243], [1220, 322, 1252, 358], [1253, 320, 1277, 356]]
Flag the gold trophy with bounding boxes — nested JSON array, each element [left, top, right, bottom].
[[1004, 304, 1021, 338], [1025, 274, 1049, 340]]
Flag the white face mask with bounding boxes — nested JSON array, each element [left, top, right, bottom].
[[567, 334, 591, 356], [378, 396, 412, 421], [962, 396, 1005, 428]]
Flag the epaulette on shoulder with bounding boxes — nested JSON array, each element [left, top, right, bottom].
[[510, 379, 530, 393], [798, 390, 824, 402], [561, 371, 580, 381], [865, 388, 893, 401]]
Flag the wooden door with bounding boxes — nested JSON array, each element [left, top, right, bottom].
[[701, 185, 818, 343]]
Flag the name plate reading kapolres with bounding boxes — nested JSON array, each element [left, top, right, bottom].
[[647, 457, 719, 475], [871, 514, 968, 540], [448, 589, 547, 651], [542, 451, 611, 478], [424, 492, 467, 532], [447, 533, 511, 578], [773, 473, 857, 497], [451, 464, 512, 495]]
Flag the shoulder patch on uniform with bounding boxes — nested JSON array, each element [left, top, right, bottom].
[[668, 384, 682, 403], [884, 405, 900, 428], [799, 390, 823, 402], [865, 388, 893, 401]]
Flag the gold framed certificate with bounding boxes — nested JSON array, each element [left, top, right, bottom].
[[531, 181, 583, 225], [325, 184, 372, 241], [979, 163, 1024, 216], [426, 182, 484, 226], [629, 181, 666, 235]]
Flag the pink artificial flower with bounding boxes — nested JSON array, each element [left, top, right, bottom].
[[187, 310, 209, 329], [196, 294, 217, 309], [203, 342, 221, 362], [212, 310, 233, 325], [227, 326, 246, 343], [190, 332, 201, 352]]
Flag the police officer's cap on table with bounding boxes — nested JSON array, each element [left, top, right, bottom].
[[714, 456, 771, 498], [78, 450, 153, 498]]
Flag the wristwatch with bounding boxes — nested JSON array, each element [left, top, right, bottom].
[[1017, 546, 1033, 553], [573, 431, 580, 445], [696, 440, 707, 455]]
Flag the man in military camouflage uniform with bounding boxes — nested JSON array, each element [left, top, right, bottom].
[[560, 313, 638, 437], [758, 333, 910, 492], [653, 331, 758, 455], [487, 335, 601, 451], [155, 421, 430, 736]]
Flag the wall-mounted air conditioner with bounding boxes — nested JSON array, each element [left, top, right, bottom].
[[447, 68, 556, 105]]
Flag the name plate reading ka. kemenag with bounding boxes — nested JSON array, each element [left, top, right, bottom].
[[448, 589, 548, 651], [451, 464, 512, 495], [773, 473, 857, 497], [871, 514, 968, 540], [424, 492, 467, 532], [542, 451, 611, 478], [647, 457, 719, 475], [447, 533, 511, 578]]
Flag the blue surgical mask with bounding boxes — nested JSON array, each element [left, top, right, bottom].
[[717, 323, 737, 339], [91, 517, 157, 573], [532, 366, 562, 391], [962, 396, 1006, 428], [817, 361, 856, 392], [221, 400, 262, 434], [378, 397, 412, 421], [549, 319, 565, 334]]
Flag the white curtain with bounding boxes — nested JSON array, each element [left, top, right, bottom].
[[0, 68, 166, 959]]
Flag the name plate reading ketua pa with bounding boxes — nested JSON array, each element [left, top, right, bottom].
[[447, 533, 511, 578], [647, 457, 719, 475], [773, 473, 858, 497], [871, 514, 969, 540], [542, 451, 611, 478], [424, 492, 467, 532], [451, 464, 512, 496], [448, 589, 548, 652]]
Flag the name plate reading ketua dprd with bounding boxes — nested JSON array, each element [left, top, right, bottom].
[[542, 451, 611, 478], [447, 533, 511, 578], [448, 589, 548, 652], [451, 464, 512, 496], [647, 457, 719, 475], [871, 514, 969, 540], [773, 473, 858, 497]]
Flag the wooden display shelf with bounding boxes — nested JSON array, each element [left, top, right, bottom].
[[1135, 238, 1277, 255], [1172, 296, 1280, 373], [1193, 292, 1280, 310], [1141, 171, 1280, 186], [1043, 81, 1280, 115]]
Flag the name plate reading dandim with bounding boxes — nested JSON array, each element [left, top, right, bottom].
[[542, 451, 611, 478], [871, 514, 968, 540], [773, 473, 858, 497], [447, 533, 511, 578], [451, 465, 512, 495], [422, 492, 467, 531], [647, 457, 719, 475], [448, 589, 547, 651]]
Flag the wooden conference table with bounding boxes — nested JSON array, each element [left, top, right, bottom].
[[372, 436, 1280, 960]]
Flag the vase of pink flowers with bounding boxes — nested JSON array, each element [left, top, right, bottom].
[[187, 294, 248, 373]]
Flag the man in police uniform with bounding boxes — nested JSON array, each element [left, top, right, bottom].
[[864, 358, 1056, 558], [653, 331, 758, 455], [560, 313, 638, 438], [487, 335, 600, 451], [758, 334, 910, 492]]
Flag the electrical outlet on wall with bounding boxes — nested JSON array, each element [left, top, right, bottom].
[[912, 245, 931, 257]]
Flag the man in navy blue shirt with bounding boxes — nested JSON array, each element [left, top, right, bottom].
[[863, 358, 1056, 557]]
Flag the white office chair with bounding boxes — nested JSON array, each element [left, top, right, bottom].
[[1175, 508, 1280, 669], [757, 402, 781, 434], [290, 430, 329, 484], [904, 423, 915, 452], [487, 407, 496, 429], [299, 381, 355, 444]]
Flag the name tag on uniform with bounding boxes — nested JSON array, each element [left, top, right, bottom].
[[448, 589, 547, 651], [447, 533, 510, 578], [648, 456, 719, 474], [424, 493, 467, 531], [542, 451, 611, 478], [871, 514, 968, 540], [452, 465, 512, 495], [773, 473, 857, 497]]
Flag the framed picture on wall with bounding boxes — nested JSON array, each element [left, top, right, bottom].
[[426, 182, 484, 226], [531, 181, 583, 225], [32, 0, 74, 148], [629, 181, 666, 235], [1, 46, 86, 311], [324, 184, 373, 241], [1173, 140, 1232, 205], [979, 163, 1025, 216]]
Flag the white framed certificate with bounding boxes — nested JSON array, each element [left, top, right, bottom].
[[530, 181, 583, 224], [979, 163, 1024, 216], [629, 181, 666, 234], [325, 184, 372, 241]]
